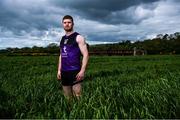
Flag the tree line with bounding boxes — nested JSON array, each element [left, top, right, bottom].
[[89, 32, 180, 55], [0, 32, 180, 56]]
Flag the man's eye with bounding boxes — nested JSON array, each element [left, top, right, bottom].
[[64, 22, 71, 24]]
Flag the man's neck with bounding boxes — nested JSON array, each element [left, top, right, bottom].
[[65, 31, 74, 36]]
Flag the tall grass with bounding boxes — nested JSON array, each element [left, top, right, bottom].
[[0, 55, 180, 118]]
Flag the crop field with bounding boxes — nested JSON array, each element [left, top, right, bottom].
[[0, 55, 180, 119]]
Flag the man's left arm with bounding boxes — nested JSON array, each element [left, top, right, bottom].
[[76, 35, 89, 81]]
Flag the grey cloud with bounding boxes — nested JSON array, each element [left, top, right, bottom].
[[52, 0, 160, 24], [0, 0, 161, 35], [0, 0, 180, 49], [0, 0, 61, 36], [53, 0, 158, 11]]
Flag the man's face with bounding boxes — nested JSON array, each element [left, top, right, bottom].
[[63, 19, 73, 32]]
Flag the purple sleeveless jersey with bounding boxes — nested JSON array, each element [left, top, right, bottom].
[[60, 32, 81, 71]]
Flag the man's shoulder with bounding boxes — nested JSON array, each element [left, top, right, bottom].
[[76, 34, 84, 42], [74, 32, 80, 35]]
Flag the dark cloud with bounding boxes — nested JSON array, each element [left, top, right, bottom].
[[0, 0, 180, 49], [53, 0, 158, 11], [0, 0, 160, 35], [0, 0, 60, 36], [52, 0, 160, 24]]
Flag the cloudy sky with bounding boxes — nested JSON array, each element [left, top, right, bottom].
[[0, 0, 180, 49]]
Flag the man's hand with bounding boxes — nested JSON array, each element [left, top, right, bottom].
[[57, 71, 61, 80], [76, 70, 85, 81]]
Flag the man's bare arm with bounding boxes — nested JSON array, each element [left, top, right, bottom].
[[57, 55, 61, 80], [76, 35, 89, 80]]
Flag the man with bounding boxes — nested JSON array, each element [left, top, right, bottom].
[[57, 15, 89, 100]]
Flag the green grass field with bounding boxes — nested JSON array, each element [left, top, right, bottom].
[[0, 55, 180, 119]]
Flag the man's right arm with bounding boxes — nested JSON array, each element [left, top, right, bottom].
[[57, 55, 61, 80]]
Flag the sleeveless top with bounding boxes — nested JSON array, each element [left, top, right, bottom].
[[60, 32, 81, 71]]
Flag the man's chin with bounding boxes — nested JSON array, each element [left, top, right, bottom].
[[64, 29, 72, 32], [65, 29, 73, 32]]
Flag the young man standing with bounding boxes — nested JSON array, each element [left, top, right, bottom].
[[57, 15, 89, 100]]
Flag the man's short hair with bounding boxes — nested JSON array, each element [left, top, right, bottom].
[[62, 15, 74, 24]]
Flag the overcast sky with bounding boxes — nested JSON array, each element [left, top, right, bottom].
[[0, 0, 180, 49]]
